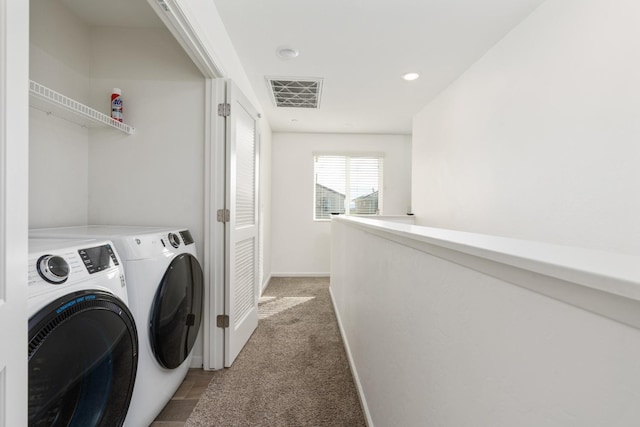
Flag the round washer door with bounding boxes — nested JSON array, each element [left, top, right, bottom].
[[28, 290, 138, 427], [150, 253, 204, 369]]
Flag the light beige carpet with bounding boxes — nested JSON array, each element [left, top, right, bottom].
[[185, 277, 366, 426]]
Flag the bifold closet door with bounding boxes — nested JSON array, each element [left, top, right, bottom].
[[224, 81, 260, 367]]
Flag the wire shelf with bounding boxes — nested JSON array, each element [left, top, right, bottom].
[[29, 80, 135, 135]]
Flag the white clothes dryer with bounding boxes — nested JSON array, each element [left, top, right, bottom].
[[28, 238, 138, 427], [30, 226, 204, 427]]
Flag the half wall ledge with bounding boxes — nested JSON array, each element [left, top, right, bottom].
[[331, 215, 640, 330]]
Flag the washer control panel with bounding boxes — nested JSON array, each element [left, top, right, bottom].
[[78, 244, 119, 274], [28, 238, 128, 308], [28, 240, 123, 290]]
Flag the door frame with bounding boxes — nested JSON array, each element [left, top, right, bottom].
[[204, 79, 227, 369], [0, 0, 29, 424]]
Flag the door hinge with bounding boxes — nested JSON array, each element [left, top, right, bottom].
[[217, 103, 231, 117], [217, 315, 229, 328], [216, 209, 230, 223]]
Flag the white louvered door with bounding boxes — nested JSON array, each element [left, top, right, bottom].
[[224, 81, 260, 366]]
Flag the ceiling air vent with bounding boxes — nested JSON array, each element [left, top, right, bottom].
[[266, 77, 323, 109]]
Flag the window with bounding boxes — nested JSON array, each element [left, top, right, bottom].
[[314, 155, 383, 220]]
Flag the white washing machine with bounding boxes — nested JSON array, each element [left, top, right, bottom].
[[28, 238, 138, 427], [30, 226, 204, 427]]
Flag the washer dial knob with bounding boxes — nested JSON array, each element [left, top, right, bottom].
[[168, 233, 181, 248], [37, 255, 70, 284]]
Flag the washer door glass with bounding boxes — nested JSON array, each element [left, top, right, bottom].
[[150, 253, 204, 369], [28, 290, 138, 427]]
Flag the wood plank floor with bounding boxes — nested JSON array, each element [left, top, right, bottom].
[[149, 369, 216, 426]]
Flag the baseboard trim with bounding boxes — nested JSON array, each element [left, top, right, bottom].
[[329, 287, 374, 427], [271, 272, 330, 278], [261, 274, 272, 296]]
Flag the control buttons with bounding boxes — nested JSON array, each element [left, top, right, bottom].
[[105, 245, 120, 266], [78, 249, 98, 274], [37, 255, 70, 284], [168, 233, 181, 248]]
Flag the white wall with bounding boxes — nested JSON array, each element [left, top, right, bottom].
[[29, 0, 91, 104], [271, 132, 411, 275], [29, 0, 91, 228], [412, 0, 640, 255], [331, 218, 640, 427], [29, 112, 90, 227]]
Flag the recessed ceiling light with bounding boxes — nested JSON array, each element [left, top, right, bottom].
[[276, 47, 299, 60], [402, 72, 420, 81]]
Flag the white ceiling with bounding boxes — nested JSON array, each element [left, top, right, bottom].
[[57, 0, 547, 134], [212, 0, 547, 135]]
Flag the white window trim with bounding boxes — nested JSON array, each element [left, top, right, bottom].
[[313, 153, 385, 222]]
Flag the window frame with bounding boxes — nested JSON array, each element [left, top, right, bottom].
[[313, 152, 384, 222]]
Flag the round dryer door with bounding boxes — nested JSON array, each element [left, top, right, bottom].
[[28, 290, 138, 427], [150, 253, 204, 369]]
